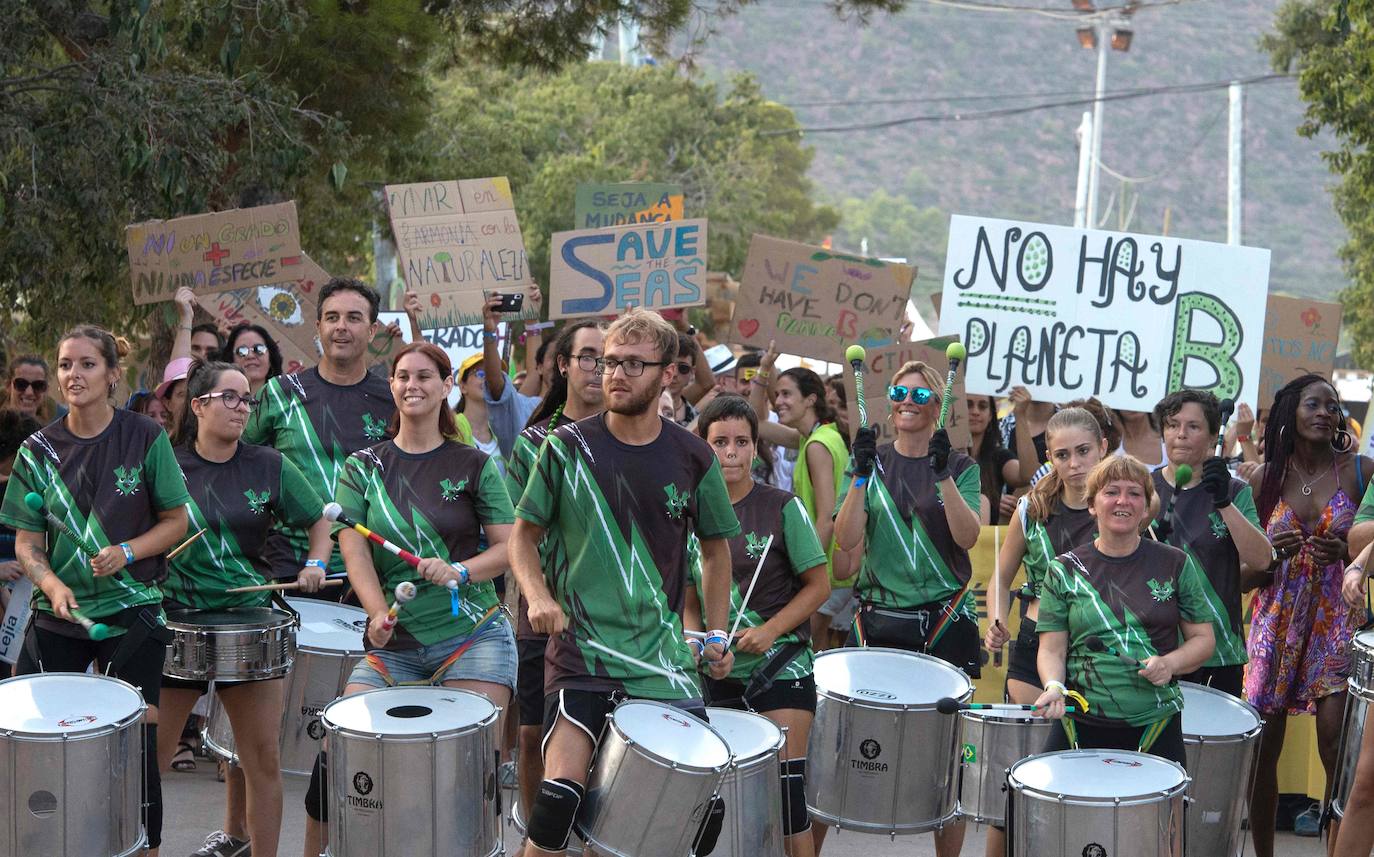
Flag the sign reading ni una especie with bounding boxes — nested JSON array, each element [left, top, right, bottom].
[[548, 219, 708, 319], [937, 216, 1271, 412]]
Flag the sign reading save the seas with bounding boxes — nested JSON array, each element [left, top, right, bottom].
[[574, 182, 684, 229], [548, 219, 708, 319], [937, 215, 1271, 412]]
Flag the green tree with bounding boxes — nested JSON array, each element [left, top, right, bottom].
[[831, 169, 948, 294]]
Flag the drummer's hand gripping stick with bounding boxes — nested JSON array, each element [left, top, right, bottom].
[[383, 581, 418, 630], [24, 493, 112, 640], [324, 503, 461, 613]]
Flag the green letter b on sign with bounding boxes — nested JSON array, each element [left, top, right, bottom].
[[1167, 293, 1244, 401]]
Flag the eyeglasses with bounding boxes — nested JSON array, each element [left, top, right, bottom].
[[11, 378, 47, 394], [573, 355, 604, 373], [198, 391, 258, 410], [595, 358, 669, 378], [234, 344, 269, 358], [675, 362, 693, 375], [888, 385, 934, 405]]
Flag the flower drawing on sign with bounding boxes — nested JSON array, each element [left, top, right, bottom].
[[1301, 308, 1321, 328]]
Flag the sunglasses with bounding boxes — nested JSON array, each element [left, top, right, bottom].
[[234, 343, 269, 358], [888, 385, 934, 405], [11, 378, 47, 394]]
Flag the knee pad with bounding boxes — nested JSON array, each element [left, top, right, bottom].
[[143, 725, 163, 848], [781, 757, 811, 836], [692, 795, 726, 856], [526, 778, 584, 852], [305, 751, 328, 823]]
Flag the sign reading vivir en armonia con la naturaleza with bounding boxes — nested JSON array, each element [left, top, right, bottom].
[[938, 215, 1271, 412]]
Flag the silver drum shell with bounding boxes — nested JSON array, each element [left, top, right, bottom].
[[163, 608, 298, 681], [957, 711, 1054, 826], [1350, 630, 1374, 698], [700, 709, 787, 857], [323, 688, 501, 857], [0, 673, 147, 857], [1008, 750, 1189, 857], [1180, 682, 1262, 856], [1331, 678, 1373, 820]]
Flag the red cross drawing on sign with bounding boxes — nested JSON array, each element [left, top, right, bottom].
[[203, 243, 230, 266]]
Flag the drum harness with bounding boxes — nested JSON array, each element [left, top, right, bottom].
[[22, 598, 172, 676]]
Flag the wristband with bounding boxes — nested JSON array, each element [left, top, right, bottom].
[[685, 637, 705, 656], [454, 564, 471, 586], [119, 543, 135, 566], [1044, 679, 1068, 697], [303, 559, 327, 572], [705, 629, 730, 650], [853, 476, 869, 488], [1237, 434, 1252, 444], [482, 330, 498, 340]]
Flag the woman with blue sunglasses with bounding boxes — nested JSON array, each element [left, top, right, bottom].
[[831, 358, 982, 857]]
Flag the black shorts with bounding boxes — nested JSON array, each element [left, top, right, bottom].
[[1044, 714, 1187, 770], [704, 673, 817, 714], [516, 638, 548, 727], [161, 674, 274, 694], [541, 688, 708, 751], [1180, 664, 1244, 699], [1005, 616, 1041, 689], [846, 601, 981, 679], [16, 624, 165, 707]]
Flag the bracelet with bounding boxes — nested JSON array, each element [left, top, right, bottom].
[[303, 559, 327, 572], [755, 370, 771, 381], [119, 543, 135, 566], [1348, 564, 1366, 577], [482, 330, 498, 340], [1044, 679, 1068, 697], [685, 637, 704, 655], [706, 629, 730, 650], [1237, 434, 1252, 443], [455, 564, 471, 586], [853, 476, 869, 488]]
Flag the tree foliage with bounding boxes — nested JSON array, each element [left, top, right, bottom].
[[831, 169, 948, 295]]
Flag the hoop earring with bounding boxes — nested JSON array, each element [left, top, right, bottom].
[[1332, 429, 1354, 454], [1278, 425, 1285, 446]]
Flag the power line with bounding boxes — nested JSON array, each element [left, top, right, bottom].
[[761, 72, 1291, 136]]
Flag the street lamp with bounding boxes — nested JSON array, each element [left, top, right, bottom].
[[1073, 2, 1135, 227]]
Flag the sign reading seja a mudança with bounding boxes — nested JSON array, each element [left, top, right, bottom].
[[938, 215, 1271, 412]]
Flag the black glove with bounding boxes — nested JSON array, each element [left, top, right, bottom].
[[851, 426, 878, 477], [1201, 456, 1233, 509], [929, 429, 952, 480]]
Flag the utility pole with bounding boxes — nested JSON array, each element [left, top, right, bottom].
[[1072, 3, 1135, 229], [1085, 24, 1109, 229], [1227, 82, 1244, 245], [1074, 111, 1093, 228]]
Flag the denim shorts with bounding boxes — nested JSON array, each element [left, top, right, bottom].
[[819, 586, 859, 630], [347, 617, 518, 690]]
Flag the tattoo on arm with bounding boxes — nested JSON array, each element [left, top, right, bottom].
[[17, 541, 53, 586]]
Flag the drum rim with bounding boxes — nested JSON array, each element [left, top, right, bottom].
[[0, 671, 147, 737], [295, 642, 366, 657], [321, 686, 500, 740], [607, 699, 732, 773], [1178, 680, 1264, 741], [1348, 675, 1374, 703], [1008, 748, 1190, 804], [162, 661, 294, 681], [165, 607, 300, 631], [813, 646, 973, 710], [806, 803, 961, 835], [703, 707, 786, 765]]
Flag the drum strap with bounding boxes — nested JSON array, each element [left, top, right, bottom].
[[740, 640, 807, 706], [1137, 714, 1173, 753], [105, 605, 174, 677], [364, 605, 503, 687]]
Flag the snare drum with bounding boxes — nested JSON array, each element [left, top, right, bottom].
[[1332, 630, 1374, 819], [807, 647, 972, 835], [957, 710, 1054, 826], [323, 687, 500, 857], [699, 708, 787, 857], [0, 673, 147, 857], [164, 607, 297, 681], [1007, 749, 1189, 857], [1180, 682, 1262, 856], [578, 700, 732, 857]]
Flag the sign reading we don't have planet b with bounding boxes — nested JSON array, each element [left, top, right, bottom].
[[937, 216, 1271, 412]]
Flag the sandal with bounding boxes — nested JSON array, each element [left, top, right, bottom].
[[171, 741, 197, 772]]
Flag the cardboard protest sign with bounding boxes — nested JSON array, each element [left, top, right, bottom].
[[127, 202, 302, 304], [1258, 295, 1342, 410], [548, 219, 708, 319], [841, 335, 972, 451], [377, 314, 510, 406], [731, 236, 917, 363], [574, 182, 684, 229], [385, 178, 537, 330], [938, 215, 1271, 412]]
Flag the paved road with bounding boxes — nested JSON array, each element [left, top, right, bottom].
[[159, 761, 1328, 857]]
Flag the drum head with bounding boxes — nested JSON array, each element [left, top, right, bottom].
[[166, 607, 294, 629], [814, 647, 971, 707], [286, 598, 367, 652], [705, 708, 783, 761], [1356, 630, 1374, 656], [1010, 749, 1187, 800], [0, 673, 144, 736], [1180, 681, 1261, 738], [323, 687, 496, 736], [612, 701, 730, 769]]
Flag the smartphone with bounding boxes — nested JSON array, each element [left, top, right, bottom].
[[494, 293, 525, 313]]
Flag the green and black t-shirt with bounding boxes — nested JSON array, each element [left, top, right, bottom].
[[1151, 472, 1259, 667], [1018, 496, 1097, 599], [687, 484, 827, 682], [0, 410, 190, 633], [506, 416, 554, 642], [166, 443, 322, 610], [842, 444, 981, 610], [335, 439, 514, 649], [244, 367, 395, 576], [1037, 539, 1210, 727], [516, 414, 741, 700]]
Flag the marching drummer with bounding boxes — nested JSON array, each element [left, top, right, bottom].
[[691, 395, 831, 857], [1032, 455, 1216, 768], [1150, 390, 1272, 697], [302, 341, 519, 857], [158, 360, 333, 857], [510, 309, 741, 857], [0, 325, 191, 857], [831, 359, 982, 857]]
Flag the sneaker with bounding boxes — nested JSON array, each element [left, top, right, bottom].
[[189, 830, 251, 857], [1293, 806, 1321, 837]]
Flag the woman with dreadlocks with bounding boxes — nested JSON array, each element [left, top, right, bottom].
[[1243, 374, 1373, 857]]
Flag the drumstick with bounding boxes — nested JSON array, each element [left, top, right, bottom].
[[1215, 398, 1235, 457], [1085, 635, 1144, 668], [324, 503, 425, 567], [845, 344, 869, 429], [167, 528, 208, 561], [1154, 463, 1192, 542], [936, 341, 967, 430], [936, 697, 1077, 715], [583, 636, 689, 682], [70, 609, 112, 641], [726, 534, 775, 642], [382, 581, 417, 630], [24, 493, 100, 558], [224, 579, 345, 594]]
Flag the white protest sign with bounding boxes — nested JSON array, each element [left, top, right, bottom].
[[377, 312, 511, 407], [0, 578, 32, 664], [938, 215, 1270, 411]]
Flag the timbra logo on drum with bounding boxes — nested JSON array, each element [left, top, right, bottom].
[[852, 738, 888, 771], [348, 771, 383, 810], [1082, 844, 1107, 857]]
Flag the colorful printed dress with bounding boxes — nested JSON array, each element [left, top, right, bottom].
[[1244, 486, 1358, 715]]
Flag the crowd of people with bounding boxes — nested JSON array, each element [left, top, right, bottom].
[[1, 277, 1374, 857]]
